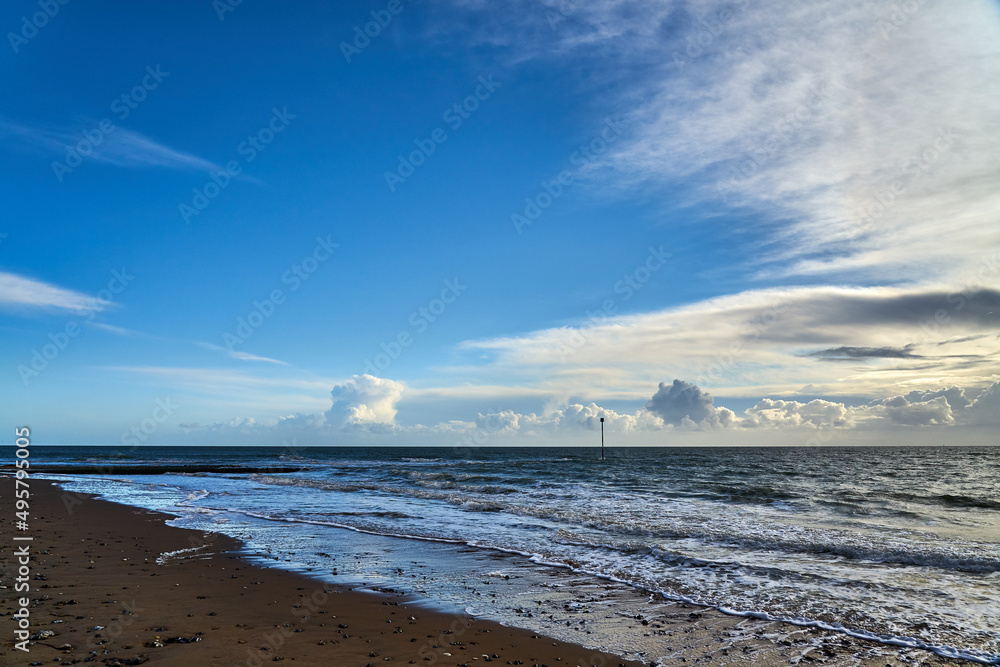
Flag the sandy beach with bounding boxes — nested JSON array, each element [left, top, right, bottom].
[[0, 479, 970, 666]]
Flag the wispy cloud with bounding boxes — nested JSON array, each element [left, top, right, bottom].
[[440, 0, 1000, 285], [0, 270, 112, 313], [196, 341, 290, 365], [0, 116, 222, 172], [112, 366, 329, 393], [87, 322, 143, 336]]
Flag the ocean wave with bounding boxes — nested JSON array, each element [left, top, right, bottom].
[[854, 489, 1000, 512], [39, 464, 307, 475], [328, 510, 416, 519], [156, 545, 209, 564], [246, 474, 1000, 573], [932, 494, 1000, 511], [47, 454, 1000, 665]]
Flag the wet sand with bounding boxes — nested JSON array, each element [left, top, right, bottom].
[[0, 480, 968, 666]]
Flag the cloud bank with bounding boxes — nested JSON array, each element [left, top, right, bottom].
[[172, 372, 1000, 447]]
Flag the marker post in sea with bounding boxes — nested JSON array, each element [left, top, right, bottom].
[[600, 417, 605, 460]]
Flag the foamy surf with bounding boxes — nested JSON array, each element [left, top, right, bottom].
[[40, 445, 1000, 664]]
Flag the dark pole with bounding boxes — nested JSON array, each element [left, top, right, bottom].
[[600, 417, 605, 460]]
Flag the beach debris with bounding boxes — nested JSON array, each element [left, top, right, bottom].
[[30, 629, 56, 639], [168, 635, 202, 643], [102, 656, 148, 666]]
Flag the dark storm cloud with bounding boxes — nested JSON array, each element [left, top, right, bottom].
[[808, 346, 919, 361], [756, 289, 1000, 345]]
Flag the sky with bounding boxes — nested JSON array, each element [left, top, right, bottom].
[[1, 0, 999, 447]]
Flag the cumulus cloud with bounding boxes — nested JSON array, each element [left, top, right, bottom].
[[645, 380, 717, 426], [879, 395, 955, 426], [742, 398, 853, 429], [737, 382, 995, 429], [900, 386, 973, 412], [474, 402, 665, 437], [161, 373, 1000, 445], [325, 374, 405, 427], [964, 380, 1000, 425], [640, 380, 990, 430]]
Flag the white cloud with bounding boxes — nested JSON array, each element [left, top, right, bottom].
[[88, 322, 141, 336], [645, 379, 716, 425], [880, 395, 955, 426], [448, 378, 999, 438], [965, 381, 1000, 425], [474, 402, 664, 437], [458, 284, 1000, 401], [742, 398, 853, 429], [196, 341, 289, 365], [0, 270, 110, 312], [441, 0, 1000, 284], [87, 126, 221, 171], [325, 374, 406, 427], [153, 370, 1000, 445], [0, 116, 222, 172]]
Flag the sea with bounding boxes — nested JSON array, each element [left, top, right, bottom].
[[31, 445, 1000, 664]]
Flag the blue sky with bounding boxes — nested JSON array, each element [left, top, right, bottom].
[[2, 0, 999, 446]]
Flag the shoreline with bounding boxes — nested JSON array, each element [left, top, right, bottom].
[[1, 479, 976, 666], [2, 480, 646, 666]]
